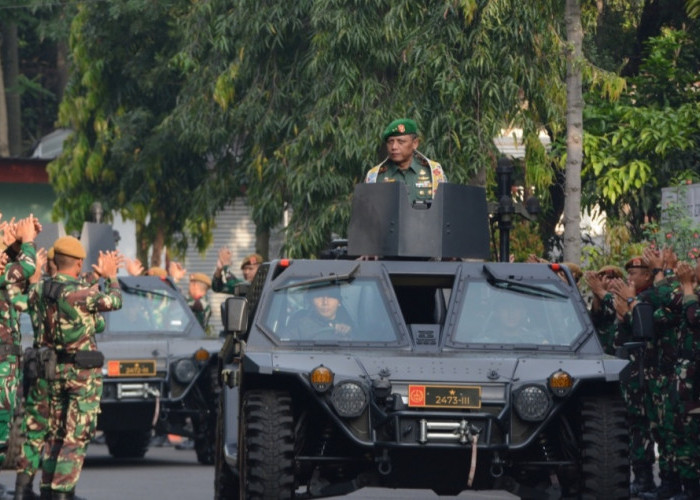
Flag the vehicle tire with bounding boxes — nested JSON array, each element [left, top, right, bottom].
[[194, 417, 216, 465], [214, 395, 239, 500], [239, 390, 295, 499], [578, 394, 628, 499], [104, 430, 151, 459]]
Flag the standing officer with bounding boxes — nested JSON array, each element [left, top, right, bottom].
[[39, 237, 122, 500], [611, 255, 661, 496], [14, 247, 51, 500], [212, 249, 262, 294], [364, 118, 447, 205], [0, 216, 39, 469]]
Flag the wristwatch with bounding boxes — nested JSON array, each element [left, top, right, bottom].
[[626, 297, 635, 305], [652, 268, 663, 275]]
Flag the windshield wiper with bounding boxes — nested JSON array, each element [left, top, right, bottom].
[[273, 264, 360, 292], [482, 264, 567, 299], [118, 279, 176, 300]]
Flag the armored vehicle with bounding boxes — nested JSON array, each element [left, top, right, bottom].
[[97, 275, 222, 463], [215, 183, 630, 499]]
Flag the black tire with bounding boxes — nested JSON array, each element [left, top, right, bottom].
[[194, 416, 216, 465], [578, 394, 629, 499], [239, 390, 295, 499], [214, 395, 239, 500], [104, 430, 151, 459]]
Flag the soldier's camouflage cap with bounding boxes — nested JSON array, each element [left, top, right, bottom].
[[241, 253, 263, 269], [47, 247, 54, 260], [190, 272, 212, 288], [53, 236, 86, 259], [562, 262, 582, 280], [382, 118, 418, 141]]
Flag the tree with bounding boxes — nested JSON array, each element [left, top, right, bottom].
[[171, 0, 573, 258], [563, 0, 584, 262], [49, 0, 213, 266]]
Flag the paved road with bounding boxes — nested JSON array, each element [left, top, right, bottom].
[[0, 441, 516, 500]]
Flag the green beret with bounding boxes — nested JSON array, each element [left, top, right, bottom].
[[382, 118, 418, 141], [53, 236, 86, 259]]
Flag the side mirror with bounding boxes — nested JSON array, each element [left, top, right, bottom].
[[632, 301, 655, 340], [221, 296, 248, 335]]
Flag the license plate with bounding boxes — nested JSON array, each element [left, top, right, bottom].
[[408, 385, 481, 409], [107, 360, 156, 377]]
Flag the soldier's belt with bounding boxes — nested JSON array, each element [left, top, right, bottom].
[[0, 344, 22, 358], [56, 350, 105, 368]]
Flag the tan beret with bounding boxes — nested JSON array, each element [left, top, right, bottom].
[[53, 236, 86, 259], [190, 272, 212, 288], [147, 267, 168, 278], [562, 262, 582, 280], [241, 253, 263, 269], [47, 247, 54, 260], [597, 265, 625, 279]]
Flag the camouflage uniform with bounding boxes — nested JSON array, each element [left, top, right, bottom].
[[187, 294, 211, 332], [0, 242, 37, 467], [614, 283, 663, 486], [644, 276, 685, 488], [211, 266, 244, 294], [15, 276, 104, 484], [40, 273, 121, 494], [670, 290, 700, 491], [364, 152, 447, 205]]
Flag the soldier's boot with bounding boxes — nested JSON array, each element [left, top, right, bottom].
[[640, 470, 683, 500], [38, 488, 51, 500], [13, 473, 38, 500], [631, 462, 656, 496]]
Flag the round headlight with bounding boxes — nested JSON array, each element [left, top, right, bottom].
[[173, 358, 197, 384], [513, 384, 551, 422], [330, 381, 368, 418]]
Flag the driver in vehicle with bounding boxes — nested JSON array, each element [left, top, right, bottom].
[[289, 287, 354, 340]]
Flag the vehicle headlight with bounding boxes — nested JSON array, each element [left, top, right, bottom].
[[330, 381, 368, 418], [513, 384, 551, 422], [172, 358, 197, 384]]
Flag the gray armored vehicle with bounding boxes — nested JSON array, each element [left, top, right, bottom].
[[97, 275, 222, 463], [214, 182, 630, 499]]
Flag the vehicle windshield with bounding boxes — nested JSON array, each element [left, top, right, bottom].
[[450, 279, 584, 347], [106, 285, 192, 334], [261, 277, 400, 344]]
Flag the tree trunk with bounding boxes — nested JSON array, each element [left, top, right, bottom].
[[563, 0, 583, 264], [255, 225, 270, 261], [56, 39, 70, 103], [1, 22, 21, 156], [0, 46, 9, 157], [150, 225, 165, 268]]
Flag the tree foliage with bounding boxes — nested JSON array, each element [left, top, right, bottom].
[[582, 23, 700, 238]]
